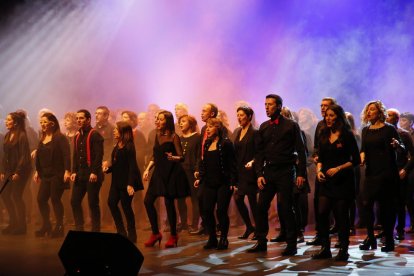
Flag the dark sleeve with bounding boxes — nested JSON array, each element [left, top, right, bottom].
[[402, 132, 414, 172], [254, 125, 265, 177], [72, 135, 79, 174], [57, 134, 71, 172], [91, 132, 104, 175], [313, 121, 322, 158], [173, 134, 184, 162], [35, 142, 41, 174], [345, 130, 361, 167], [15, 133, 30, 175], [294, 122, 307, 177], [360, 127, 367, 153], [224, 139, 237, 185], [127, 144, 143, 191]]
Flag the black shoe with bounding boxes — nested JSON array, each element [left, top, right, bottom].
[[297, 233, 305, 243], [190, 226, 206, 236], [334, 241, 341, 248], [329, 225, 338, 234], [270, 233, 286, 242], [203, 238, 218, 249], [238, 227, 255, 239], [312, 247, 332, 259], [35, 225, 52, 237], [216, 237, 229, 250], [334, 248, 349, 261], [306, 236, 322, 246], [251, 235, 258, 240], [375, 231, 384, 239], [395, 231, 405, 241], [51, 225, 64, 238], [247, 242, 267, 253], [281, 246, 297, 256], [381, 243, 395, 252], [359, 236, 377, 250]]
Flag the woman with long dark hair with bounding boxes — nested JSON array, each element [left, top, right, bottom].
[[312, 104, 360, 261], [233, 106, 258, 239], [143, 110, 189, 248], [195, 118, 236, 250], [103, 121, 143, 243], [359, 100, 402, 252], [34, 112, 71, 237], [0, 111, 32, 235]]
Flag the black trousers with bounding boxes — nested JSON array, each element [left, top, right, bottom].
[[108, 185, 135, 235], [256, 165, 297, 247], [1, 171, 30, 230], [144, 192, 177, 235], [279, 192, 308, 235], [37, 176, 65, 227], [396, 177, 409, 232], [234, 192, 257, 229], [318, 196, 351, 248], [71, 178, 102, 231], [202, 184, 232, 239]]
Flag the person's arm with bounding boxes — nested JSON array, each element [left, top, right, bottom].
[[15, 133, 30, 177], [167, 134, 184, 162], [90, 132, 104, 176]]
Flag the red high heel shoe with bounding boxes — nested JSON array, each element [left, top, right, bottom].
[[165, 235, 178, 248], [144, 233, 162, 247]]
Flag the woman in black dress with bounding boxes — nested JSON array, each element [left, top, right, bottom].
[[34, 113, 71, 237], [178, 115, 201, 232], [0, 111, 32, 235], [195, 118, 236, 250], [104, 121, 143, 242], [143, 110, 189, 248], [233, 106, 258, 239], [359, 100, 403, 252], [312, 104, 360, 261]]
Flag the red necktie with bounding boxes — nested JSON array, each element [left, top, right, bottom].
[[270, 118, 279, 125]]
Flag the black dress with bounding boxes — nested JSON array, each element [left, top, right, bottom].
[[147, 134, 190, 198]]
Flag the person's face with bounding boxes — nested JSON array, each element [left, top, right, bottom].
[[155, 114, 166, 130], [175, 106, 187, 119], [386, 110, 398, 125], [64, 117, 73, 130], [95, 109, 108, 124], [320, 100, 331, 117], [399, 117, 413, 130], [121, 113, 130, 123], [206, 123, 218, 138], [265, 98, 279, 118], [76, 112, 90, 129], [137, 113, 147, 128], [325, 109, 337, 128], [179, 117, 190, 133], [5, 115, 14, 130], [366, 104, 380, 123], [201, 104, 213, 122], [113, 127, 120, 140], [39, 116, 54, 133], [237, 110, 250, 128]]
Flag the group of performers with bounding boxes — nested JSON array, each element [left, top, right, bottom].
[[1, 94, 414, 261]]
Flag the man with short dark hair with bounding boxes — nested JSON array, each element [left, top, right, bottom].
[[70, 109, 104, 232], [247, 94, 306, 256]]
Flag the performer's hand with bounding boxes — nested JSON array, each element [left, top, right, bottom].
[[31, 149, 37, 160], [313, 156, 319, 164], [70, 173, 76, 182], [391, 138, 400, 148], [230, 185, 237, 191], [360, 153, 365, 166], [194, 179, 200, 188], [257, 176, 266, 190], [296, 176, 305, 188], [89, 173, 97, 183], [63, 171, 71, 183], [245, 160, 254, 170], [194, 171, 199, 179], [127, 185, 135, 196], [0, 174, 4, 182], [34, 171, 40, 183], [399, 169, 407, 180], [326, 167, 340, 177], [317, 171, 326, 182], [143, 170, 149, 181]]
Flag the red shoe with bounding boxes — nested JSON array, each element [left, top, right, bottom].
[[144, 233, 162, 247], [165, 235, 178, 248]]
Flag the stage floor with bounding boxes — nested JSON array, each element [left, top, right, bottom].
[[1, 224, 414, 275]]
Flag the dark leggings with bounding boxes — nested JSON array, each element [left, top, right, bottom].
[[108, 186, 135, 234], [318, 196, 350, 248], [144, 192, 177, 235], [37, 176, 65, 227], [234, 192, 257, 229], [203, 185, 232, 239]]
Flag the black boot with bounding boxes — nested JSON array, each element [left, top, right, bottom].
[[334, 247, 349, 261], [238, 226, 255, 239], [203, 237, 218, 249], [217, 237, 229, 250], [312, 239, 332, 259], [359, 236, 377, 250], [306, 235, 322, 245], [270, 233, 286, 242], [247, 241, 267, 253]]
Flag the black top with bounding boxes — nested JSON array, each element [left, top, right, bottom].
[[133, 129, 147, 172], [203, 150, 222, 188], [106, 142, 143, 191], [199, 137, 237, 187], [1, 131, 31, 176], [233, 125, 258, 195], [72, 126, 104, 180], [312, 120, 324, 158], [35, 133, 71, 182], [180, 133, 201, 173], [254, 115, 306, 178], [396, 127, 414, 172], [147, 133, 189, 198], [318, 129, 361, 199], [94, 122, 115, 163], [361, 124, 401, 177]]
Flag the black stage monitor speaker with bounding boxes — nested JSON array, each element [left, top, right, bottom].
[[59, 231, 144, 276]]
